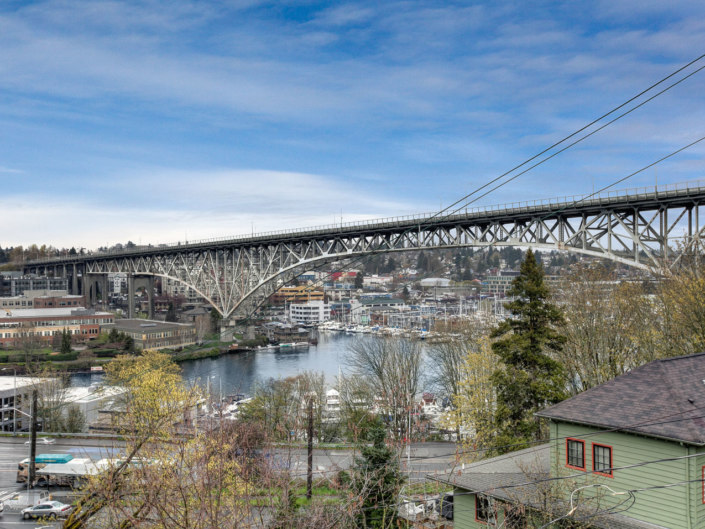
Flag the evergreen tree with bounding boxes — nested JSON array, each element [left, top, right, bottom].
[[490, 249, 567, 453], [350, 421, 404, 529], [210, 309, 222, 334], [60, 328, 72, 354], [354, 272, 364, 289], [165, 302, 177, 322]]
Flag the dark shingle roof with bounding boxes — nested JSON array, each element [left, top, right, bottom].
[[536, 352, 705, 445]]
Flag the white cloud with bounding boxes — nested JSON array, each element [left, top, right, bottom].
[[0, 168, 427, 248]]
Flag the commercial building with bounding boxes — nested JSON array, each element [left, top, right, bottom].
[[63, 385, 126, 431], [0, 376, 53, 432], [289, 300, 330, 324], [270, 285, 324, 304], [0, 274, 68, 297], [0, 290, 85, 310], [109, 319, 196, 350], [0, 308, 114, 348]]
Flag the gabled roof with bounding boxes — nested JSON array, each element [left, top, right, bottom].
[[536, 352, 705, 445]]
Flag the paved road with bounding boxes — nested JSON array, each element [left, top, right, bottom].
[[284, 441, 459, 482], [0, 436, 459, 501]]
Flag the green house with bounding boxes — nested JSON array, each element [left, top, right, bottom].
[[432, 353, 705, 528]]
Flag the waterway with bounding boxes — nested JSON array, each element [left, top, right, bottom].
[[72, 332, 374, 396]]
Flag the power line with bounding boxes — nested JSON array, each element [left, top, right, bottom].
[[236, 52, 705, 323]]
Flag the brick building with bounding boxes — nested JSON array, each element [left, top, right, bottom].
[[0, 308, 114, 348]]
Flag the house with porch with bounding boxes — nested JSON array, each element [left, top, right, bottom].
[[432, 352, 705, 528]]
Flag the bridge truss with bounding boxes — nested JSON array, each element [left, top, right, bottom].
[[26, 181, 705, 320]]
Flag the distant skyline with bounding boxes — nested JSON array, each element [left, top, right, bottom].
[[1, 0, 704, 249]]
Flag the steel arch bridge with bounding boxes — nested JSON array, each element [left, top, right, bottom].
[[25, 180, 705, 320]]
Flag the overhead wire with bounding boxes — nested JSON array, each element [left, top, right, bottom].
[[232, 52, 705, 323]]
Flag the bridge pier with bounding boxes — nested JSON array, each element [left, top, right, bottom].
[[127, 275, 154, 319]]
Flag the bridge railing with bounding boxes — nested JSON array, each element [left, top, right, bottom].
[[25, 178, 705, 264]]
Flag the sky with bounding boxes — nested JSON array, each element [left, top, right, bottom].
[[1, 0, 704, 249]]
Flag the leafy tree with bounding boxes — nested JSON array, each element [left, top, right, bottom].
[[60, 328, 72, 354], [108, 328, 119, 343], [444, 337, 498, 458], [491, 249, 567, 453], [349, 420, 405, 529]]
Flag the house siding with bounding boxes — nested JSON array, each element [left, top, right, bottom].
[[453, 489, 505, 528], [694, 447, 705, 529], [553, 421, 694, 529], [454, 489, 481, 528]]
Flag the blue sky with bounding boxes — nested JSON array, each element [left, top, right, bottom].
[[1, 0, 704, 249]]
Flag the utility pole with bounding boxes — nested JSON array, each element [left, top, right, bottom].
[[307, 396, 314, 500], [29, 389, 38, 488]]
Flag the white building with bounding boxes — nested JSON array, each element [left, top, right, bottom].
[[109, 273, 127, 295], [324, 389, 341, 421], [289, 300, 331, 324], [362, 275, 394, 288], [63, 385, 126, 431], [0, 376, 53, 432]]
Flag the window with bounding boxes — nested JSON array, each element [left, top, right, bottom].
[[592, 443, 613, 476], [566, 439, 585, 470], [475, 495, 495, 524]]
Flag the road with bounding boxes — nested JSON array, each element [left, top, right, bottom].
[[0, 435, 459, 527]]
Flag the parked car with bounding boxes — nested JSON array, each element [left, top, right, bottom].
[[21, 501, 72, 520], [24, 438, 56, 445]]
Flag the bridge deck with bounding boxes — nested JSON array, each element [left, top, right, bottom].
[[28, 179, 705, 266]]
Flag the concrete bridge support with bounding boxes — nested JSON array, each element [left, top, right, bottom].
[[127, 275, 154, 319]]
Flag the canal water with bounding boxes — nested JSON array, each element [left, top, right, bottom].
[[72, 332, 373, 396]]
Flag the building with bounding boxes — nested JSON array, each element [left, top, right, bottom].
[[108, 319, 196, 350], [433, 353, 705, 529], [270, 285, 325, 304], [0, 290, 83, 310], [63, 385, 126, 431], [0, 308, 114, 348], [162, 277, 202, 304], [0, 274, 68, 297], [289, 300, 330, 324], [0, 376, 53, 432]]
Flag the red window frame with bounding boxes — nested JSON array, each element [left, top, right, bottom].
[[592, 443, 613, 477], [565, 438, 585, 470], [475, 494, 493, 524]]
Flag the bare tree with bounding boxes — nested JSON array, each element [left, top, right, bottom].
[[346, 337, 423, 440]]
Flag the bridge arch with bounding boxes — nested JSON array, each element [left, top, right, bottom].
[[24, 181, 705, 321]]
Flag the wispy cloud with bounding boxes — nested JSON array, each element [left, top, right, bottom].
[[1, 1, 704, 248]]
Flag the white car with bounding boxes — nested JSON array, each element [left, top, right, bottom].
[[24, 437, 56, 445], [21, 501, 73, 519]]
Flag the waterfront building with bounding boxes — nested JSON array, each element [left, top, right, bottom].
[[270, 285, 324, 304], [0, 307, 114, 348], [107, 319, 196, 350], [289, 300, 330, 324], [63, 385, 126, 431]]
